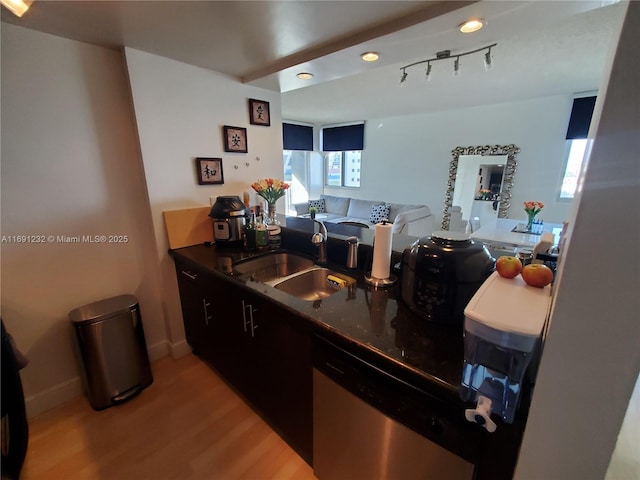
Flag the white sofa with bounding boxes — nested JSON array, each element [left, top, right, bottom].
[[293, 194, 435, 237]]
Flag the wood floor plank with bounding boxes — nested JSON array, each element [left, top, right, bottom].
[[21, 354, 316, 480]]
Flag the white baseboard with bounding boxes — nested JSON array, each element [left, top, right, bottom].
[[169, 339, 192, 358], [147, 339, 170, 361], [24, 340, 185, 418], [25, 376, 82, 419]]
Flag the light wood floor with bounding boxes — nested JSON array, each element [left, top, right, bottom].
[[21, 354, 317, 480]]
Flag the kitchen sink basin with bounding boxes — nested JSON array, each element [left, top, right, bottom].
[[233, 252, 315, 283], [274, 268, 355, 301]]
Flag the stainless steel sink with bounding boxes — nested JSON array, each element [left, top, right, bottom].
[[233, 252, 315, 283], [274, 268, 355, 301]]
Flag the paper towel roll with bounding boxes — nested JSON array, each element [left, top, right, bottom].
[[371, 222, 393, 279]]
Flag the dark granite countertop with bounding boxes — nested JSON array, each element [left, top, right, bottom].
[[170, 219, 467, 404]]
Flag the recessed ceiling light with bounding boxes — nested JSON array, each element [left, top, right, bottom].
[[1, 0, 31, 17], [296, 72, 314, 80], [361, 52, 379, 62], [459, 18, 485, 33]]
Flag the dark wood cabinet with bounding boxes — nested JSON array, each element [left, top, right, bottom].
[[175, 262, 215, 360], [173, 259, 313, 464]]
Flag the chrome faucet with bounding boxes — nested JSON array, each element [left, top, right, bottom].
[[312, 219, 328, 264]]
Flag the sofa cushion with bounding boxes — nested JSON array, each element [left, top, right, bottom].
[[320, 194, 350, 216], [369, 203, 390, 224], [308, 198, 325, 213], [347, 198, 383, 219]]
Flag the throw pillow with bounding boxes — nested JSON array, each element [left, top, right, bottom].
[[308, 199, 325, 213], [369, 203, 390, 224]]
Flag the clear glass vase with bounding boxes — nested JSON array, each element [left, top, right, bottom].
[[265, 202, 280, 225], [526, 212, 536, 231]]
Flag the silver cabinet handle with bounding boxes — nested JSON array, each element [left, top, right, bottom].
[[241, 300, 258, 337], [203, 299, 211, 326], [181, 270, 197, 280], [242, 300, 249, 333], [249, 307, 258, 338]]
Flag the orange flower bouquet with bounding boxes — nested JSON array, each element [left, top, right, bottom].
[[251, 178, 289, 204], [524, 201, 544, 231]]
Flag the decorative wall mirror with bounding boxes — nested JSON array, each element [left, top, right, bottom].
[[441, 144, 519, 231]]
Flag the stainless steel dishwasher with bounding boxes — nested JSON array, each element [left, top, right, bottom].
[[313, 335, 476, 480]]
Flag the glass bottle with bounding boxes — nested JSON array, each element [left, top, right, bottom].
[[267, 223, 282, 250], [255, 214, 268, 250], [243, 211, 256, 251]]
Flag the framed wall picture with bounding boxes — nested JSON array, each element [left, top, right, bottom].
[[196, 157, 224, 185], [249, 98, 270, 126], [223, 125, 248, 153]]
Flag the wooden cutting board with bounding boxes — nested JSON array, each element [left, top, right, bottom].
[[163, 206, 212, 249]]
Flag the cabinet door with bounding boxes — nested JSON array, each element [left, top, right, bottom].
[[203, 277, 253, 391], [243, 294, 313, 464], [175, 262, 213, 356]]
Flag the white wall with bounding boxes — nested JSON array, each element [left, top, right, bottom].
[[123, 48, 284, 355], [1, 24, 165, 416], [516, 2, 639, 478], [324, 95, 577, 226]]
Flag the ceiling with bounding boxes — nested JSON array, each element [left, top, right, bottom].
[[1, 1, 625, 124]]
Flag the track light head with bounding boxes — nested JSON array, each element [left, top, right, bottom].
[[484, 49, 493, 70]]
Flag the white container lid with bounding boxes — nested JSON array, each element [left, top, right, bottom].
[[464, 271, 551, 349]]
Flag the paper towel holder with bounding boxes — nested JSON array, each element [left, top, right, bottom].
[[365, 219, 397, 287]]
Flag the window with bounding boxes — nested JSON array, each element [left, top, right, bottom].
[[321, 122, 364, 188], [560, 95, 597, 200], [324, 151, 361, 187], [559, 139, 589, 199], [283, 150, 323, 215]]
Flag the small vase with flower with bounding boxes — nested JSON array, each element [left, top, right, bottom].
[[524, 201, 544, 232], [251, 178, 290, 225]]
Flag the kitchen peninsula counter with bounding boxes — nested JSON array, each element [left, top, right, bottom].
[[169, 240, 465, 402]]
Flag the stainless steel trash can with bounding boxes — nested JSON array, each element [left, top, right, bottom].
[[70, 294, 153, 410]]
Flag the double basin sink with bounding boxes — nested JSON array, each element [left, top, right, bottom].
[[233, 252, 355, 301]]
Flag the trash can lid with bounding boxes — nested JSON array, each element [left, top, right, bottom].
[[69, 294, 138, 324]]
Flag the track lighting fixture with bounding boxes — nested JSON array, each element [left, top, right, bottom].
[[399, 43, 497, 83]]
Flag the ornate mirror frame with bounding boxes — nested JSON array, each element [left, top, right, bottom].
[[441, 144, 520, 230]]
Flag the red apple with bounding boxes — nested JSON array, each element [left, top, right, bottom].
[[495, 256, 523, 279], [521, 263, 554, 288]]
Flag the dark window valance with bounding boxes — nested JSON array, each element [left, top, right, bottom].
[[566, 96, 597, 139], [322, 123, 364, 151], [283, 123, 313, 151]]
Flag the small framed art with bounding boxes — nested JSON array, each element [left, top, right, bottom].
[[196, 157, 224, 185], [249, 98, 270, 126], [223, 125, 248, 153]]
